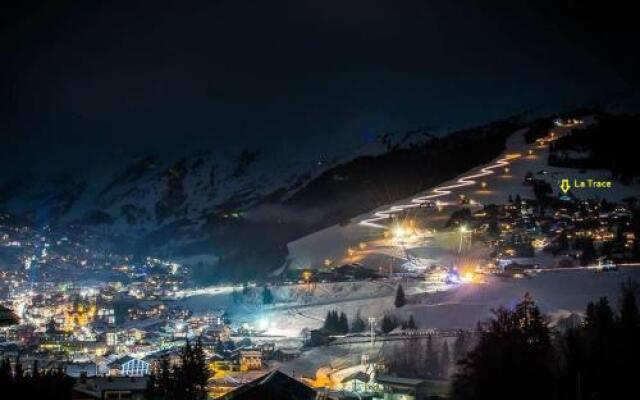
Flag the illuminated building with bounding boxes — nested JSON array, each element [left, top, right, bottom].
[[63, 301, 97, 332], [238, 350, 262, 371], [106, 330, 118, 348], [108, 356, 150, 377]]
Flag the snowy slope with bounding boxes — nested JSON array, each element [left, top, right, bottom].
[[0, 130, 434, 257], [286, 119, 640, 272]]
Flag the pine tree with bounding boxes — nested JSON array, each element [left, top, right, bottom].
[[168, 338, 210, 400], [262, 286, 274, 305], [440, 340, 451, 379], [0, 357, 12, 394], [31, 360, 39, 380], [407, 315, 417, 330], [395, 284, 407, 308], [381, 314, 398, 334], [338, 312, 349, 334], [324, 310, 335, 332], [324, 310, 349, 333], [0, 305, 18, 327], [351, 311, 366, 332], [555, 231, 569, 255], [193, 338, 208, 399], [453, 330, 469, 362], [616, 280, 640, 399], [0, 356, 73, 399], [262, 286, 273, 304], [451, 294, 554, 400], [425, 334, 439, 378], [619, 279, 640, 335], [13, 357, 23, 384], [584, 300, 596, 326], [577, 237, 597, 266], [159, 355, 173, 396]]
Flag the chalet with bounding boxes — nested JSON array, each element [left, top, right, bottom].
[[375, 375, 429, 400], [202, 323, 231, 342], [238, 349, 262, 371], [341, 371, 370, 393], [64, 362, 99, 378], [72, 376, 149, 400], [218, 370, 317, 400], [273, 348, 302, 362], [107, 356, 150, 377]]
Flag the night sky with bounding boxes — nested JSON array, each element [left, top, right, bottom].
[[1, 1, 637, 174]]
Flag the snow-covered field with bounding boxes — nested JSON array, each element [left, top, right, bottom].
[[182, 266, 640, 339]]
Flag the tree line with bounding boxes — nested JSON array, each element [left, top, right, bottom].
[[147, 338, 209, 400], [451, 281, 640, 400], [0, 358, 74, 399], [386, 330, 472, 380]]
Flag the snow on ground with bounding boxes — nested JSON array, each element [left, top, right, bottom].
[[178, 121, 640, 375], [182, 267, 640, 377], [182, 266, 640, 339], [182, 120, 640, 339], [401, 267, 640, 329], [286, 122, 640, 272], [274, 340, 385, 378]]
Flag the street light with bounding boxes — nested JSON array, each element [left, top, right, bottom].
[[392, 225, 407, 241], [459, 225, 468, 253], [368, 317, 376, 346]]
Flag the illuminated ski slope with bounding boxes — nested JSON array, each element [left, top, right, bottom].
[[359, 152, 524, 229]]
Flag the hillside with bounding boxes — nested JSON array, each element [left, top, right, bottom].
[[0, 116, 580, 281]]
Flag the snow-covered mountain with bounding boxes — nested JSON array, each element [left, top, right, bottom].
[[8, 111, 616, 279], [0, 130, 432, 258]]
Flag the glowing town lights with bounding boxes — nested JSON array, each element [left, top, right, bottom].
[[323, 259, 332, 267], [528, 149, 533, 156], [481, 182, 487, 189], [459, 225, 468, 233], [302, 271, 312, 282], [461, 272, 475, 283], [347, 247, 356, 257], [358, 242, 367, 250], [504, 167, 510, 174]]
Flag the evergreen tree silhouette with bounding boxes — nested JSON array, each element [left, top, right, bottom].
[[395, 284, 407, 308]]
